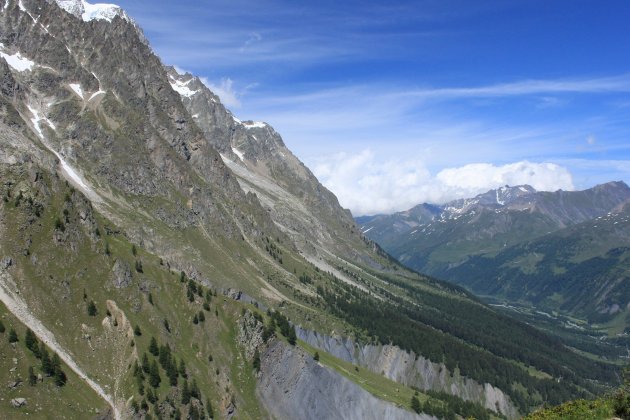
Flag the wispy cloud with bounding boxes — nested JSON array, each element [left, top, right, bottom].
[[200, 77, 241, 108], [391, 74, 630, 101]]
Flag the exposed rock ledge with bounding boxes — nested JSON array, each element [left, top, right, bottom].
[[257, 339, 434, 420], [296, 327, 519, 419]]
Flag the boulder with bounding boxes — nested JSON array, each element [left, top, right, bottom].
[[111, 259, 133, 288]]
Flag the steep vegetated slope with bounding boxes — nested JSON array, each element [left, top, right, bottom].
[[359, 183, 630, 326], [0, 1, 622, 418]]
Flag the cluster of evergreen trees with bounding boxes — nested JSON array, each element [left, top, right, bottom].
[[268, 310, 296, 345], [264, 236, 283, 264], [410, 390, 496, 420], [318, 272, 614, 413], [133, 335, 214, 419], [22, 328, 67, 386]]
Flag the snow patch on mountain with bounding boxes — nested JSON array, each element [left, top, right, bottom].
[[496, 189, 505, 205], [0, 45, 35, 71], [169, 75, 197, 98], [55, 0, 129, 22], [69, 83, 84, 98], [27, 105, 99, 202], [243, 121, 266, 129]]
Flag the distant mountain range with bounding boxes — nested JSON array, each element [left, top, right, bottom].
[[358, 182, 630, 324]]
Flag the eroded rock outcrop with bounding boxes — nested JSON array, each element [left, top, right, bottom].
[[257, 339, 434, 420], [296, 327, 519, 419]]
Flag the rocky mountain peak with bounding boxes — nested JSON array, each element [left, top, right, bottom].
[[591, 180, 630, 195], [442, 184, 536, 216]]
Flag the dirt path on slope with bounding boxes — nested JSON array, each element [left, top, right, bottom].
[[0, 270, 122, 420]]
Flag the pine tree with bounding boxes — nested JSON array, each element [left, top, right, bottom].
[[132, 244, 137, 256], [313, 351, 320, 361], [192, 314, 199, 324], [137, 376, 145, 396], [54, 365, 67, 386], [8, 327, 18, 343], [142, 353, 151, 373], [159, 344, 171, 369], [163, 318, 170, 332], [253, 349, 261, 372], [135, 260, 143, 273], [262, 322, 274, 342], [24, 328, 39, 356], [411, 395, 421, 414], [0, 319, 5, 333], [87, 300, 97, 316], [28, 366, 37, 386], [134, 325, 142, 336], [187, 279, 197, 294], [181, 380, 190, 404], [190, 379, 200, 399], [198, 311, 205, 322], [51, 353, 61, 372], [167, 360, 178, 386], [41, 347, 53, 376], [179, 359, 187, 378], [287, 325, 297, 346], [149, 337, 159, 356], [149, 360, 161, 388], [146, 386, 156, 404], [132, 361, 142, 378]]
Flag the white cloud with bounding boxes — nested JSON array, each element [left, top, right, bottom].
[[311, 151, 575, 215], [200, 77, 241, 108], [240, 32, 262, 52], [436, 161, 574, 193]]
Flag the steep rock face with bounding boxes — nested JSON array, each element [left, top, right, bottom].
[[166, 67, 370, 262], [1, 0, 282, 276], [257, 339, 433, 420], [296, 327, 519, 418]]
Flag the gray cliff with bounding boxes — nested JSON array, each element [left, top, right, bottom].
[[257, 340, 435, 420], [296, 327, 519, 418]]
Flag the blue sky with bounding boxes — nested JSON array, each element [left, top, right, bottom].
[[115, 0, 630, 215]]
